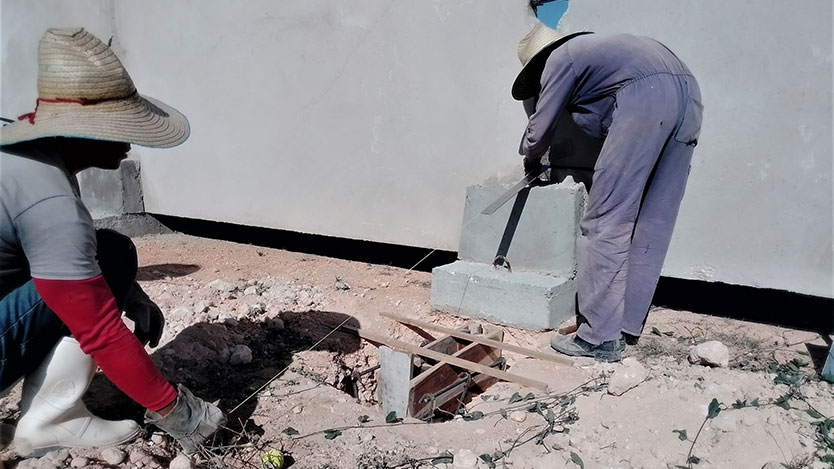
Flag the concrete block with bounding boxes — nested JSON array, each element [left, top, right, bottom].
[[378, 346, 412, 420], [458, 181, 585, 276], [430, 261, 575, 330], [78, 159, 144, 219]]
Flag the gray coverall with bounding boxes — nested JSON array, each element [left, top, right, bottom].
[[521, 33, 703, 345]]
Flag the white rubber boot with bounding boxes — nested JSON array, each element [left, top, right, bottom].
[[13, 336, 141, 457]]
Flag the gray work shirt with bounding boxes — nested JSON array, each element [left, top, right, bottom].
[[0, 150, 100, 297], [521, 33, 695, 157]]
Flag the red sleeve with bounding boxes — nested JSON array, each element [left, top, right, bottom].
[[33, 275, 177, 412]]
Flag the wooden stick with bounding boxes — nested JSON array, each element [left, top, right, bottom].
[[340, 325, 549, 390], [380, 312, 574, 367]]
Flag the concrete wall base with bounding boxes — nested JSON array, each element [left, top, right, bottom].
[[93, 214, 173, 238], [430, 260, 576, 331]]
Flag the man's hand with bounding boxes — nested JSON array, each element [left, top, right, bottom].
[[124, 282, 164, 348], [145, 385, 226, 454], [523, 155, 543, 178]]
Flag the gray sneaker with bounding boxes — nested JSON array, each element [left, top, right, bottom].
[[550, 334, 623, 362]]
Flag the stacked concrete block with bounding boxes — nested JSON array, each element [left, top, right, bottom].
[[431, 180, 586, 330]]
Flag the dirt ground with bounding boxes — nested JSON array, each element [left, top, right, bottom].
[[1, 233, 832, 469]]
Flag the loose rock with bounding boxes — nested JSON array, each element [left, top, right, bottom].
[[688, 341, 729, 368], [266, 317, 285, 331], [608, 357, 648, 396], [452, 448, 478, 468], [509, 410, 527, 423], [229, 344, 253, 365], [207, 279, 235, 293], [69, 457, 89, 468], [169, 453, 194, 469], [243, 285, 259, 296], [100, 447, 126, 465]]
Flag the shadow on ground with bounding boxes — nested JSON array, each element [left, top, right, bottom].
[[85, 311, 361, 447], [136, 263, 201, 281]]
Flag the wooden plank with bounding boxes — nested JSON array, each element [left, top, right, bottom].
[[380, 312, 573, 367], [409, 328, 502, 419], [379, 346, 413, 420], [340, 325, 548, 390]]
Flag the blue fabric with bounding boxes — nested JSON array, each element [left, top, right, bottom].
[[0, 229, 138, 392]]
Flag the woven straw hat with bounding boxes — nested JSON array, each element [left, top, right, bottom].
[[0, 28, 189, 148], [512, 22, 592, 100]]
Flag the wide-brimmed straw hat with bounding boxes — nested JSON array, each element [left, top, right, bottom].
[[511, 22, 592, 100], [0, 28, 189, 148]]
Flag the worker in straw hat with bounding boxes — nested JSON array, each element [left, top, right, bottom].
[[513, 21, 703, 362], [0, 28, 224, 456]]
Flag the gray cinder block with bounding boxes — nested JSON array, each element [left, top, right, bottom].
[[430, 261, 575, 330], [459, 182, 584, 276], [430, 180, 586, 330]]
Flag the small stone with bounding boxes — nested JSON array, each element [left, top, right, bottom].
[[292, 404, 304, 414], [70, 457, 89, 468], [169, 453, 194, 469], [335, 279, 350, 291], [193, 302, 210, 314], [248, 303, 266, 316], [266, 317, 285, 331], [607, 357, 649, 396], [150, 433, 165, 445], [207, 279, 235, 293], [465, 322, 482, 335], [452, 448, 478, 468], [46, 449, 70, 463], [710, 412, 737, 432], [243, 286, 259, 296], [100, 447, 126, 465], [550, 433, 569, 450], [129, 450, 148, 463], [688, 341, 729, 368], [509, 411, 527, 422], [168, 307, 192, 320], [359, 432, 374, 443], [229, 345, 253, 365], [379, 281, 390, 288]]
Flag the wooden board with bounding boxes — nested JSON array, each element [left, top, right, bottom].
[[380, 312, 573, 366], [340, 325, 548, 390]]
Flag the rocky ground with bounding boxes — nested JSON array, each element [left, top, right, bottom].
[[1, 233, 832, 469]]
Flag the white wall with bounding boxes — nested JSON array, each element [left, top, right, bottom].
[[2, 1, 832, 298]]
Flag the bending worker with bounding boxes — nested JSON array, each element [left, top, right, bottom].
[[513, 23, 703, 362], [0, 28, 224, 455]]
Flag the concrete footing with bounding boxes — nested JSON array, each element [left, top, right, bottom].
[[78, 159, 170, 236], [430, 180, 587, 330], [431, 261, 575, 330]]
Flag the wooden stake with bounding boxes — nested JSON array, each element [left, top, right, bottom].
[[380, 312, 574, 367]]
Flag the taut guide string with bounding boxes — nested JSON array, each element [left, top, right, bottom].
[[227, 172, 533, 414]]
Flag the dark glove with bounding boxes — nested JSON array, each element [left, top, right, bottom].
[[124, 282, 164, 348], [523, 156, 543, 178], [145, 384, 227, 454]]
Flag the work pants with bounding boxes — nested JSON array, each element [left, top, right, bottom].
[[576, 73, 703, 345], [0, 229, 138, 392]]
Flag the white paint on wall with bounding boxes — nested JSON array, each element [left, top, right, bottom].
[[1, 1, 831, 298]]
